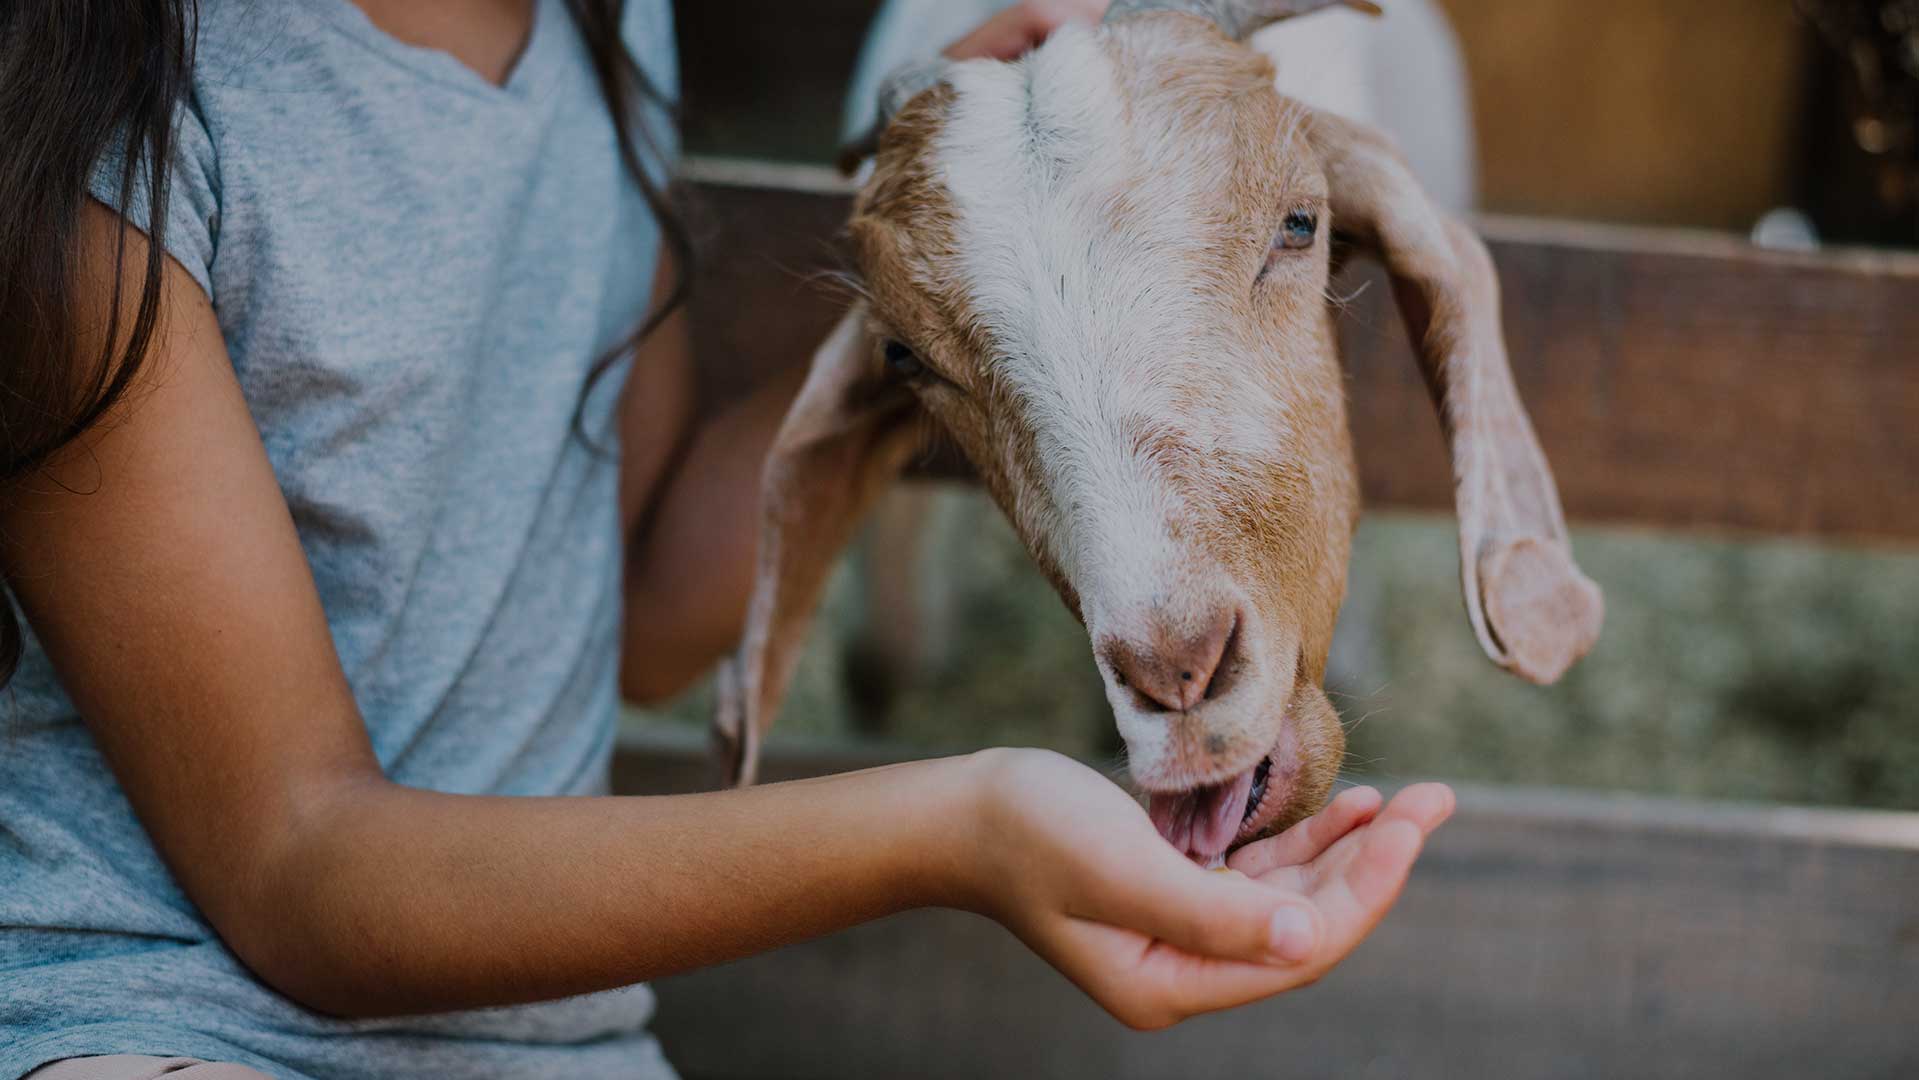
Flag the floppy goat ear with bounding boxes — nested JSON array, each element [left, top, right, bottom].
[[1308, 110, 1604, 684], [713, 304, 926, 786]]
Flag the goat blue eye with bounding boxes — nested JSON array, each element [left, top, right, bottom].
[[1279, 210, 1318, 250], [884, 341, 924, 379]]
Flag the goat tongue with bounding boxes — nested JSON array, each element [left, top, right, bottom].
[[1147, 767, 1258, 863]]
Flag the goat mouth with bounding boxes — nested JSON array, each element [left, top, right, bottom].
[[1146, 752, 1285, 867]]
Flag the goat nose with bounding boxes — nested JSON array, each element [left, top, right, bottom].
[[1101, 609, 1238, 713]]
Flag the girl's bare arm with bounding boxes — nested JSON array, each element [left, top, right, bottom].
[[1, 204, 1450, 1027]]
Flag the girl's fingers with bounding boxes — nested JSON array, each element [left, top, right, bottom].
[[1228, 784, 1382, 877], [1374, 782, 1456, 839], [1323, 818, 1426, 921], [1034, 784, 1454, 1028], [1079, 836, 1323, 965], [1079, 785, 1452, 965], [1289, 783, 1455, 935], [1044, 825, 1437, 1026], [1250, 783, 1455, 889], [943, 1, 1112, 61], [942, 12, 1043, 61], [1257, 814, 1428, 977], [1333, 783, 1454, 909]]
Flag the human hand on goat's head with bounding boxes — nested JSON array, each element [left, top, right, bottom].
[[941, 0, 1113, 62]]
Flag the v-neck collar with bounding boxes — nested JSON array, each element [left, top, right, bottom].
[[313, 0, 563, 104]]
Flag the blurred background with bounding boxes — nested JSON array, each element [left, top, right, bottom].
[[628, 0, 1919, 814]]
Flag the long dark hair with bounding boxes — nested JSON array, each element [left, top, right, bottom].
[[0, 0, 692, 688]]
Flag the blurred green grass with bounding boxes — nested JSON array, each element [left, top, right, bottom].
[[632, 493, 1919, 810]]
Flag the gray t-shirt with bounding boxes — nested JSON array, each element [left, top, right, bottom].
[[1, 1, 679, 1076]]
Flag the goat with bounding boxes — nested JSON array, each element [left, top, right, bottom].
[[714, 0, 1604, 865]]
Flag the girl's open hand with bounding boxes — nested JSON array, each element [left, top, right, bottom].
[[961, 749, 1454, 1030], [942, 0, 1113, 61]]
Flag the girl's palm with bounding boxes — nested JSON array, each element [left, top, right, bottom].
[[978, 751, 1454, 1031]]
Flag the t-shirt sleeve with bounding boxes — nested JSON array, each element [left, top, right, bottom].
[[87, 95, 220, 300]]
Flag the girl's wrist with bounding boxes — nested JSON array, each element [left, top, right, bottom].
[[896, 749, 1011, 917]]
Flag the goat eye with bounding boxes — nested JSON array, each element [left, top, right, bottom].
[[1278, 209, 1318, 250], [883, 340, 925, 380]]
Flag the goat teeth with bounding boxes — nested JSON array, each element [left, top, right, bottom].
[[1241, 756, 1274, 823]]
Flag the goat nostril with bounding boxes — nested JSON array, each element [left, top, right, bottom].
[[1101, 609, 1240, 714]]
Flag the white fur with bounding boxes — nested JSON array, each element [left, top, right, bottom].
[[935, 31, 1210, 614], [929, 28, 1301, 787]]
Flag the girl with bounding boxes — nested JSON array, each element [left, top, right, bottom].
[[0, 1, 1454, 1076]]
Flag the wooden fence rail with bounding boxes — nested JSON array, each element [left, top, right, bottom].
[[681, 159, 1919, 544]]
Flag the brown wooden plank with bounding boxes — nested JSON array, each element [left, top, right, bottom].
[[617, 732, 1919, 1080], [1341, 219, 1919, 542], [681, 165, 1919, 542]]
